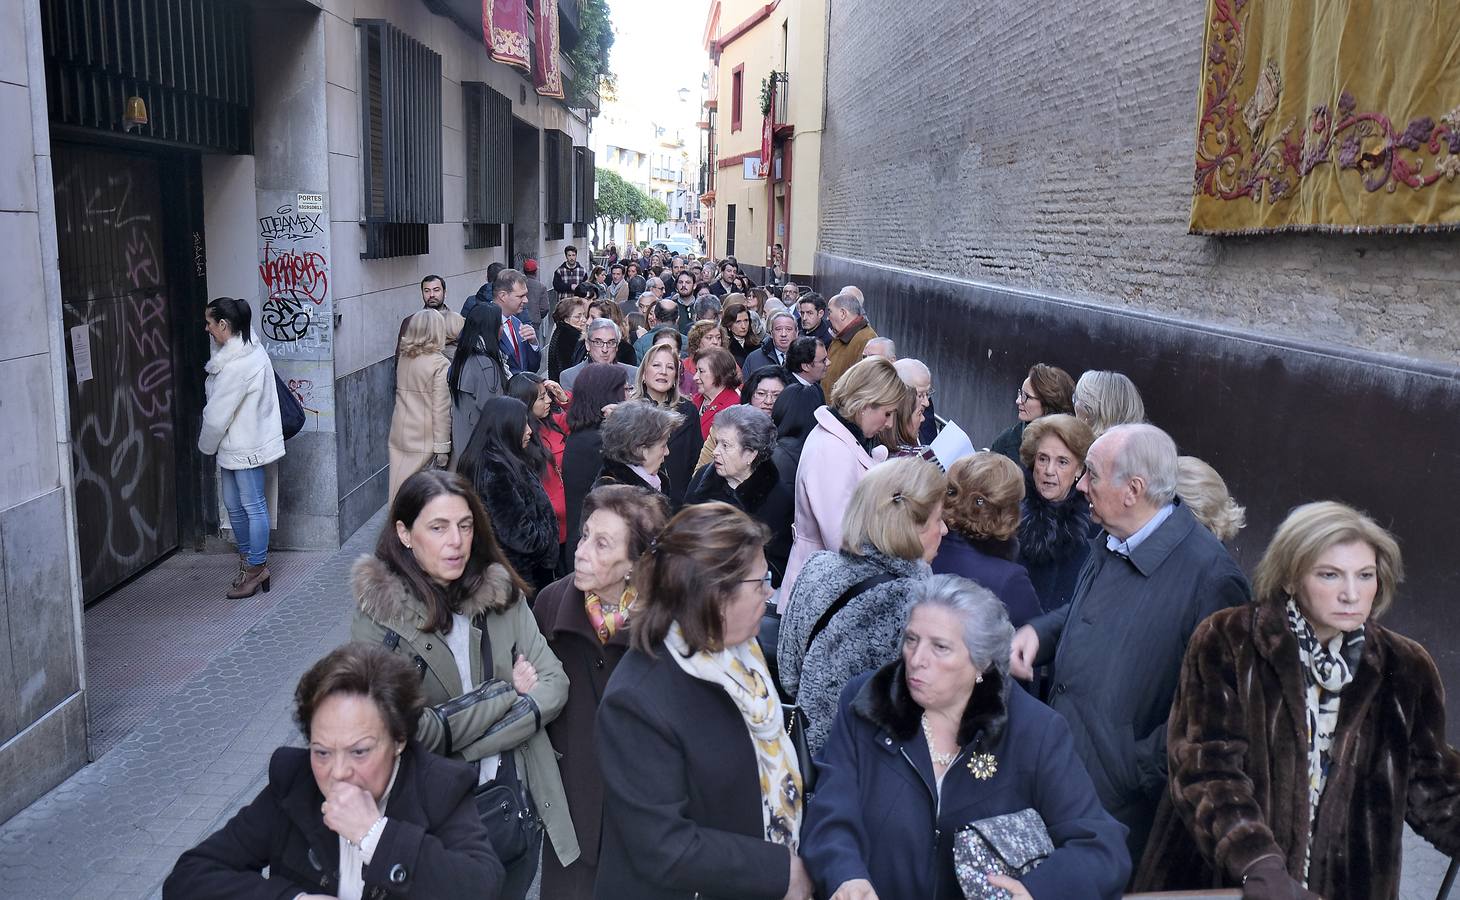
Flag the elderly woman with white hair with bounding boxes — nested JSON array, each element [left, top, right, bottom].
[[801, 574, 1131, 900], [685, 405, 795, 587]]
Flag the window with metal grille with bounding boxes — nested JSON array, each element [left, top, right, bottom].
[[463, 81, 512, 250], [545, 129, 574, 241], [357, 19, 443, 259], [726, 204, 737, 256], [573, 146, 595, 240]]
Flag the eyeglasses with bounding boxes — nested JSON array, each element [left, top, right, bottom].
[[588, 338, 618, 349], [918, 388, 937, 401], [752, 389, 782, 402], [740, 571, 774, 587], [1016, 388, 1037, 404]]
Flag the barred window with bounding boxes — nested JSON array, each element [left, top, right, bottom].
[[463, 81, 512, 250], [357, 19, 442, 259], [573, 146, 595, 239], [545, 129, 573, 240]]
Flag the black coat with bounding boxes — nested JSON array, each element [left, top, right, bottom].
[[1016, 469, 1100, 614], [802, 661, 1131, 900], [929, 532, 1041, 628], [989, 420, 1026, 462], [562, 426, 604, 563], [475, 463, 559, 591], [661, 398, 703, 509], [548, 326, 584, 383], [163, 744, 501, 899], [1028, 502, 1251, 859], [594, 646, 793, 900], [594, 457, 672, 501], [533, 575, 632, 894], [683, 458, 794, 586]]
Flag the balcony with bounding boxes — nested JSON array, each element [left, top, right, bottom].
[[774, 73, 790, 126]]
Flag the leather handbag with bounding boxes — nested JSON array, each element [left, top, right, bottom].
[[783, 701, 817, 796], [952, 808, 1053, 899], [473, 751, 539, 867]]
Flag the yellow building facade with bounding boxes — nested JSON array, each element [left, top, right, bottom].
[[701, 0, 826, 281]]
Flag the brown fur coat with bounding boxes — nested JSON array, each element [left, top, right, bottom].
[[1133, 597, 1460, 898]]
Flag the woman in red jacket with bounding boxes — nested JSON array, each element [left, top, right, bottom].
[[692, 346, 742, 440], [509, 372, 571, 576]]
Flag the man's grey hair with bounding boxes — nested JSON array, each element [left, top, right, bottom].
[[781, 281, 799, 296], [1102, 423, 1178, 506], [647, 276, 664, 290], [863, 336, 896, 358], [767, 310, 797, 329], [712, 404, 777, 464], [600, 401, 684, 466], [638, 290, 658, 304], [586, 317, 621, 341], [829, 290, 865, 318], [693, 296, 722, 321], [903, 574, 1013, 680], [894, 358, 931, 383]]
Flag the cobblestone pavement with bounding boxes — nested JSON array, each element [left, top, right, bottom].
[[0, 504, 1448, 898]]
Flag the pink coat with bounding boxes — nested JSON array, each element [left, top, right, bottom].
[[779, 406, 888, 606]]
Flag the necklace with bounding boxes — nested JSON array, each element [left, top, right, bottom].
[[921, 714, 957, 767]]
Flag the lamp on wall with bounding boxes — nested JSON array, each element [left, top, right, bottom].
[[122, 95, 148, 131]]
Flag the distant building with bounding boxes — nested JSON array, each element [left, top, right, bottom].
[[701, 0, 827, 281]]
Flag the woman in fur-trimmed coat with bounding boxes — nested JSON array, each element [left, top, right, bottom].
[[1134, 502, 1460, 899]]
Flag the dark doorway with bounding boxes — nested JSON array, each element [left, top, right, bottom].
[[511, 117, 541, 268], [52, 142, 207, 602]]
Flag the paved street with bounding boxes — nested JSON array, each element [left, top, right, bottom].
[[0, 505, 1449, 898]]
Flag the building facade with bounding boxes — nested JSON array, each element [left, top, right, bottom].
[[1, 0, 597, 821], [700, 0, 826, 282], [814, 0, 1460, 733], [592, 88, 702, 250]]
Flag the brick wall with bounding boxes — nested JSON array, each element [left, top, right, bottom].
[[817, 0, 1460, 365]]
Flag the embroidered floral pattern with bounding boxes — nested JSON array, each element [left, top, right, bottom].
[[1193, 0, 1459, 230]]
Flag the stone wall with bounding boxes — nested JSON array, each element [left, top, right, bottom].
[[816, 0, 1460, 365]]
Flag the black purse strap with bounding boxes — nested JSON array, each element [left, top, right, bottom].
[[804, 572, 897, 657]]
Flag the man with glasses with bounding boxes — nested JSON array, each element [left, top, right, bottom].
[[558, 318, 638, 391], [894, 358, 941, 445]]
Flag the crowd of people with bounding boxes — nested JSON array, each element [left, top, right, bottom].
[[177, 244, 1460, 900]]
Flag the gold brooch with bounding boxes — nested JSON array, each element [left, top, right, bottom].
[[967, 752, 998, 780]]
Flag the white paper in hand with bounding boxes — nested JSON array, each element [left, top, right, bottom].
[[929, 420, 976, 471]]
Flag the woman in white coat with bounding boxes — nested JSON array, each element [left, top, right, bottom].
[[199, 298, 285, 599], [779, 357, 908, 604]]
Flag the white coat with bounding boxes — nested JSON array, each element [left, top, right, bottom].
[[199, 334, 285, 470]]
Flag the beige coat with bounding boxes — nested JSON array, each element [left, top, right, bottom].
[[388, 350, 451, 501]]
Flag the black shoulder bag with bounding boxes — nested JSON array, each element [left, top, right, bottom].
[[782, 571, 896, 797], [470, 622, 542, 868]]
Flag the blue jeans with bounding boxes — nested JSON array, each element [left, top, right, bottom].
[[220, 466, 269, 566]]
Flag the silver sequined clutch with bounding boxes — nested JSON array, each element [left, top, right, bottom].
[[952, 808, 1053, 900]]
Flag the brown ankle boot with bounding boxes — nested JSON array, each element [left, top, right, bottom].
[[230, 553, 248, 590], [228, 563, 271, 599]]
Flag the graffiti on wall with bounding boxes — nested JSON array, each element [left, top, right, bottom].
[[256, 191, 335, 433], [256, 195, 332, 357]]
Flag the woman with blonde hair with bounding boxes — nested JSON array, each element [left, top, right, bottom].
[[780, 356, 911, 597], [778, 457, 947, 752], [1136, 501, 1460, 898], [630, 339, 703, 506], [1177, 455, 1246, 543], [388, 308, 452, 503], [1073, 369, 1146, 437], [932, 452, 1041, 627]]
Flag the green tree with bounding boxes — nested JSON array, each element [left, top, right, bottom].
[[644, 197, 669, 225], [594, 169, 631, 245]]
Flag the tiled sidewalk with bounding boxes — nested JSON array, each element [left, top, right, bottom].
[[0, 502, 1450, 898], [0, 512, 378, 899]]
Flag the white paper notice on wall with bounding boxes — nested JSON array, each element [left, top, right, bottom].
[[71, 323, 94, 385], [296, 193, 324, 212]]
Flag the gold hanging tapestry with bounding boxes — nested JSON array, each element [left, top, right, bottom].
[[1190, 0, 1460, 234]]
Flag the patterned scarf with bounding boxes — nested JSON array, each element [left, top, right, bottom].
[[1285, 598, 1364, 882], [664, 622, 803, 850], [584, 586, 634, 644]]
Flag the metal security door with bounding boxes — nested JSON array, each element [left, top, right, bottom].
[[54, 144, 179, 601]]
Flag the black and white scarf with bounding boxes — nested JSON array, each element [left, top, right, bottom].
[[1285, 598, 1364, 882]]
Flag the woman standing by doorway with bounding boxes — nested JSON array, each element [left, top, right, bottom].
[[199, 297, 284, 599]]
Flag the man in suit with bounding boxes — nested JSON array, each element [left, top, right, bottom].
[[744, 311, 798, 373], [491, 268, 541, 376], [1010, 423, 1250, 863], [822, 288, 878, 392], [707, 258, 739, 297], [558, 318, 638, 391], [398, 274, 465, 359]]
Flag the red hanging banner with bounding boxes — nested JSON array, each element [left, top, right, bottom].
[[482, 0, 530, 70], [533, 0, 565, 100], [759, 78, 775, 178]]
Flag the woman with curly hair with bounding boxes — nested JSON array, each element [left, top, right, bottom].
[[1176, 455, 1247, 544]]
